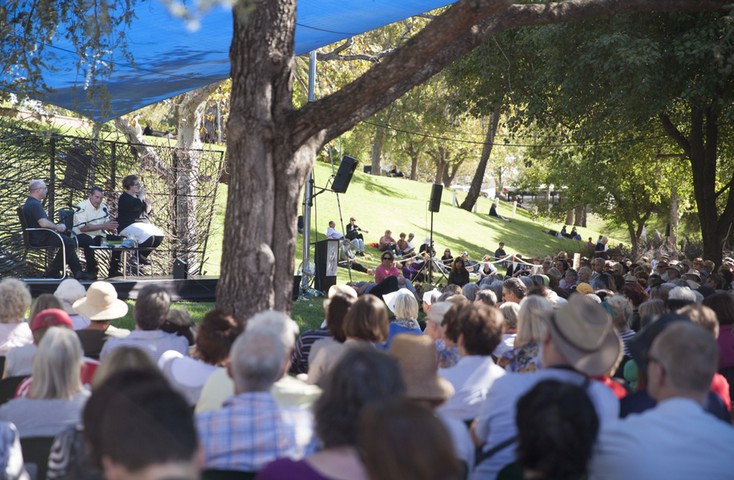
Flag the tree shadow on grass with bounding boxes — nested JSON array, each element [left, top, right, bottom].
[[349, 173, 407, 199]]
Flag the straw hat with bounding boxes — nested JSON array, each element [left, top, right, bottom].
[[73, 281, 128, 321], [548, 296, 622, 377], [54, 279, 87, 315], [389, 334, 455, 402]]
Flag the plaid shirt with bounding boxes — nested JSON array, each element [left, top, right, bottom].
[[196, 391, 298, 472]]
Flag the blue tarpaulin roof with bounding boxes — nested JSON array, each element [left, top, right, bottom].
[[20, 1, 453, 122]]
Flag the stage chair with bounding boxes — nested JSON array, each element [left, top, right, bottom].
[[16, 206, 68, 280]]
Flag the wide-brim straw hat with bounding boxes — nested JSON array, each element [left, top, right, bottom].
[[389, 334, 455, 402], [548, 295, 622, 377], [54, 279, 88, 315], [73, 281, 128, 321]]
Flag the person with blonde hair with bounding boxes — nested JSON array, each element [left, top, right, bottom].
[[0, 327, 89, 437], [3, 294, 63, 377], [381, 288, 421, 349], [0, 278, 33, 356], [499, 295, 553, 372]]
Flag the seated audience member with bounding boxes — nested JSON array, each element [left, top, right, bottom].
[[475, 289, 498, 307], [476, 256, 498, 283], [462, 283, 480, 302], [0, 279, 33, 357], [54, 279, 91, 330], [389, 334, 474, 472], [380, 288, 422, 349], [499, 296, 553, 372], [374, 251, 418, 297], [703, 292, 734, 371], [439, 304, 505, 421], [345, 217, 367, 254], [0, 327, 90, 438], [495, 302, 520, 358], [620, 314, 730, 421], [258, 348, 405, 480], [159, 309, 244, 406], [325, 220, 344, 240], [95, 371, 199, 480], [621, 281, 649, 332], [160, 308, 196, 347], [514, 380, 600, 480], [360, 399, 462, 480], [195, 313, 320, 417], [424, 302, 460, 369], [100, 284, 188, 362], [378, 230, 397, 253], [297, 291, 355, 375], [73, 281, 131, 359], [308, 295, 389, 386], [448, 257, 471, 287], [590, 323, 734, 479], [0, 422, 27, 479], [502, 277, 527, 304], [196, 312, 301, 472], [489, 201, 508, 221], [4, 293, 62, 378], [396, 232, 415, 256], [605, 295, 636, 357], [338, 238, 372, 274], [45, 351, 183, 480], [441, 248, 454, 267], [472, 296, 621, 479]]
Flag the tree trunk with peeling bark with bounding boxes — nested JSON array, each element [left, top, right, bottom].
[[216, 0, 730, 318]]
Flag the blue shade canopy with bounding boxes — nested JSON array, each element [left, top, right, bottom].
[[20, 1, 454, 122]]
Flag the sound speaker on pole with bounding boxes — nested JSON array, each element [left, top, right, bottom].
[[429, 183, 443, 213], [331, 155, 358, 193]]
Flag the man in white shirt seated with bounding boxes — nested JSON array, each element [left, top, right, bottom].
[[73, 186, 118, 279], [589, 322, 734, 480], [325, 220, 344, 240], [471, 296, 622, 480]]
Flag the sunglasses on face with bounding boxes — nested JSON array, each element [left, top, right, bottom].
[[382, 256, 393, 261]]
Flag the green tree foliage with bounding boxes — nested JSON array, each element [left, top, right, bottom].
[[449, 11, 734, 263]]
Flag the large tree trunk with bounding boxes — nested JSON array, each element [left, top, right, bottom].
[[660, 106, 734, 267], [216, 0, 314, 318], [370, 125, 387, 176], [215, 0, 729, 318], [574, 204, 586, 227], [460, 106, 501, 211]]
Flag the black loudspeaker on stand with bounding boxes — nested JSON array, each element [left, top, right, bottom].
[[429, 183, 443, 213], [332, 155, 358, 193]]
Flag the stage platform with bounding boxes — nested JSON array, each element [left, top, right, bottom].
[[24, 275, 218, 302]]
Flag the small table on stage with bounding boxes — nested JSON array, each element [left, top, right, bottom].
[[90, 245, 139, 280]]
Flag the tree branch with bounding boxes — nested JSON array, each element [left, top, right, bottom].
[[658, 112, 691, 156], [292, 0, 731, 149]]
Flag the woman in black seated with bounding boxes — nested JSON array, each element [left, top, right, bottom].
[[110, 175, 164, 275], [448, 257, 470, 287]]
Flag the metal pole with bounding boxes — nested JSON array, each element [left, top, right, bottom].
[[300, 50, 317, 291]]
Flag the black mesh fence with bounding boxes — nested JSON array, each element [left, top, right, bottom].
[[0, 118, 225, 278]]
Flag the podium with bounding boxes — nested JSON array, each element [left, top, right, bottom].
[[313, 239, 339, 293]]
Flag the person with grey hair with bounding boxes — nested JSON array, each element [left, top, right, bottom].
[[502, 278, 527, 304], [590, 323, 734, 479], [666, 286, 697, 310], [196, 310, 300, 473], [462, 283, 480, 302], [21, 179, 93, 280], [475, 289, 497, 306]]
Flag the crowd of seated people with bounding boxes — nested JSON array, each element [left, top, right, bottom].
[[0, 248, 733, 478]]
